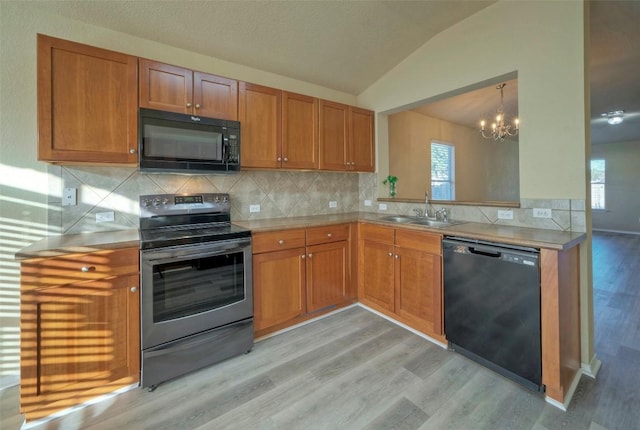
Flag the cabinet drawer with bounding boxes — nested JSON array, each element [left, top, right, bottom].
[[359, 223, 394, 245], [306, 224, 350, 246], [252, 229, 306, 254], [395, 229, 441, 255], [20, 247, 139, 291]]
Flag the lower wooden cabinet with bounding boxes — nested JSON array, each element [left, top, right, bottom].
[[252, 224, 354, 335], [253, 247, 306, 331], [358, 223, 443, 339], [20, 248, 140, 421]]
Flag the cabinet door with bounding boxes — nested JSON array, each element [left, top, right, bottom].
[[139, 59, 193, 114], [306, 241, 349, 313], [37, 35, 138, 163], [239, 82, 282, 169], [253, 248, 305, 331], [358, 240, 395, 312], [282, 91, 319, 170], [319, 99, 349, 171], [349, 107, 375, 172], [395, 247, 442, 335], [194, 72, 238, 120], [20, 274, 140, 421]]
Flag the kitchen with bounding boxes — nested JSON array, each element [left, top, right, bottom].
[[0, 0, 612, 428]]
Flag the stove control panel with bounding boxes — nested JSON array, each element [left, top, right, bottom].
[[140, 193, 230, 218]]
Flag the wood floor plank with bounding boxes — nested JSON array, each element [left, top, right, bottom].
[[4, 232, 640, 430]]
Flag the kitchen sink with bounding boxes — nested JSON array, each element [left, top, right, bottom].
[[378, 215, 415, 223], [408, 218, 466, 228]]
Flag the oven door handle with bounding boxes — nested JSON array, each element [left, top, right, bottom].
[[142, 244, 250, 265]]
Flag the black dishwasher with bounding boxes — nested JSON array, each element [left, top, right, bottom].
[[443, 237, 543, 392]]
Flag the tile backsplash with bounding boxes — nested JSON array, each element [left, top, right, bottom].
[[47, 167, 586, 234], [47, 166, 360, 234]]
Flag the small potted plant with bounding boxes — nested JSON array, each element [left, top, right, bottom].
[[382, 175, 398, 198]]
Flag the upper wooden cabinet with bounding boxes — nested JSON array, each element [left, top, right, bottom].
[[139, 59, 238, 120], [37, 34, 138, 164], [238, 82, 282, 169], [239, 85, 318, 170], [319, 100, 375, 172]]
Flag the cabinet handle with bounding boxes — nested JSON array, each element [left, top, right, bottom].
[[195, 104, 201, 109], [130, 287, 138, 293], [129, 148, 136, 154], [278, 240, 285, 245], [81, 266, 96, 272], [327, 233, 332, 238], [395, 255, 400, 259], [308, 253, 313, 258], [277, 157, 282, 162], [301, 255, 306, 259], [388, 252, 393, 257], [283, 157, 288, 162], [187, 102, 192, 108]]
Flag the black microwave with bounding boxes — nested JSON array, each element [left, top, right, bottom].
[[139, 108, 240, 173]]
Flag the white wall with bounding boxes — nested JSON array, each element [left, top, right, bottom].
[[358, 0, 594, 367], [0, 2, 358, 384], [591, 141, 640, 233]]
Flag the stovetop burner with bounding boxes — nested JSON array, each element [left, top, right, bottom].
[[139, 193, 250, 249]]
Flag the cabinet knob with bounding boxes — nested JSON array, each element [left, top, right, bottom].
[[81, 266, 96, 272], [278, 239, 285, 245], [283, 157, 288, 162], [129, 148, 136, 154], [195, 104, 201, 109], [388, 252, 393, 257], [187, 102, 192, 108], [308, 253, 313, 258], [130, 287, 138, 293], [277, 157, 282, 162], [327, 233, 332, 238], [395, 255, 399, 259], [301, 255, 306, 259]]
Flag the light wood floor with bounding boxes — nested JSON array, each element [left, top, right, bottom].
[[2, 231, 639, 429]]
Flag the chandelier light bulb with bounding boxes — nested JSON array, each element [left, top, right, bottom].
[[479, 82, 519, 141]]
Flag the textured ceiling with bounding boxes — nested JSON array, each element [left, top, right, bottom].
[[27, 1, 640, 145], [28, 0, 494, 95]]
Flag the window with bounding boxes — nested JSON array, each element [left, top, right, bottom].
[[431, 141, 455, 200], [591, 159, 605, 210]]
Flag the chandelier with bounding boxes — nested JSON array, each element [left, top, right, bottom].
[[479, 83, 519, 141]]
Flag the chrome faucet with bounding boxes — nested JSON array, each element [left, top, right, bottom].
[[425, 192, 433, 219], [436, 207, 448, 222]]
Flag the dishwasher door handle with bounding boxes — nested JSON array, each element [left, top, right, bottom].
[[468, 247, 502, 258]]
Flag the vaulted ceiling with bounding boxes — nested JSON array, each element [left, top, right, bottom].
[[26, 0, 640, 145]]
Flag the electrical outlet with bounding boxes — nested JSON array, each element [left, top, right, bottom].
[[379, 203, 388, 211], [364, 199, 372, 207], [249, 204, 261, 213], [498, 210, 514, 220], [62, 187, 77, 206], [329, 201, 337, 208], [533, 208, 552, 218], [95, 211, 115, 223]]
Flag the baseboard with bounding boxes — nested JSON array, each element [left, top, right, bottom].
[[356, 303, 448, 349], [0, 375, 19, 390], [544, 368, 583, 411], [254, 303, 358, 342], [593, 228, 640, 236], [22, 383, 138, 429], [582, 354, 602, 378]]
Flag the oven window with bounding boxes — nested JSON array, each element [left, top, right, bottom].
[[143, 123, 223, 161], [152, 251, 245, 323]]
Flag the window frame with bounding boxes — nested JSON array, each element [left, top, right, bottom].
[[430, 140, 455, 201], [590, 158, 606, 210]]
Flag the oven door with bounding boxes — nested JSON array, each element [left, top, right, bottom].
[[140, 237, 252, 350]]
